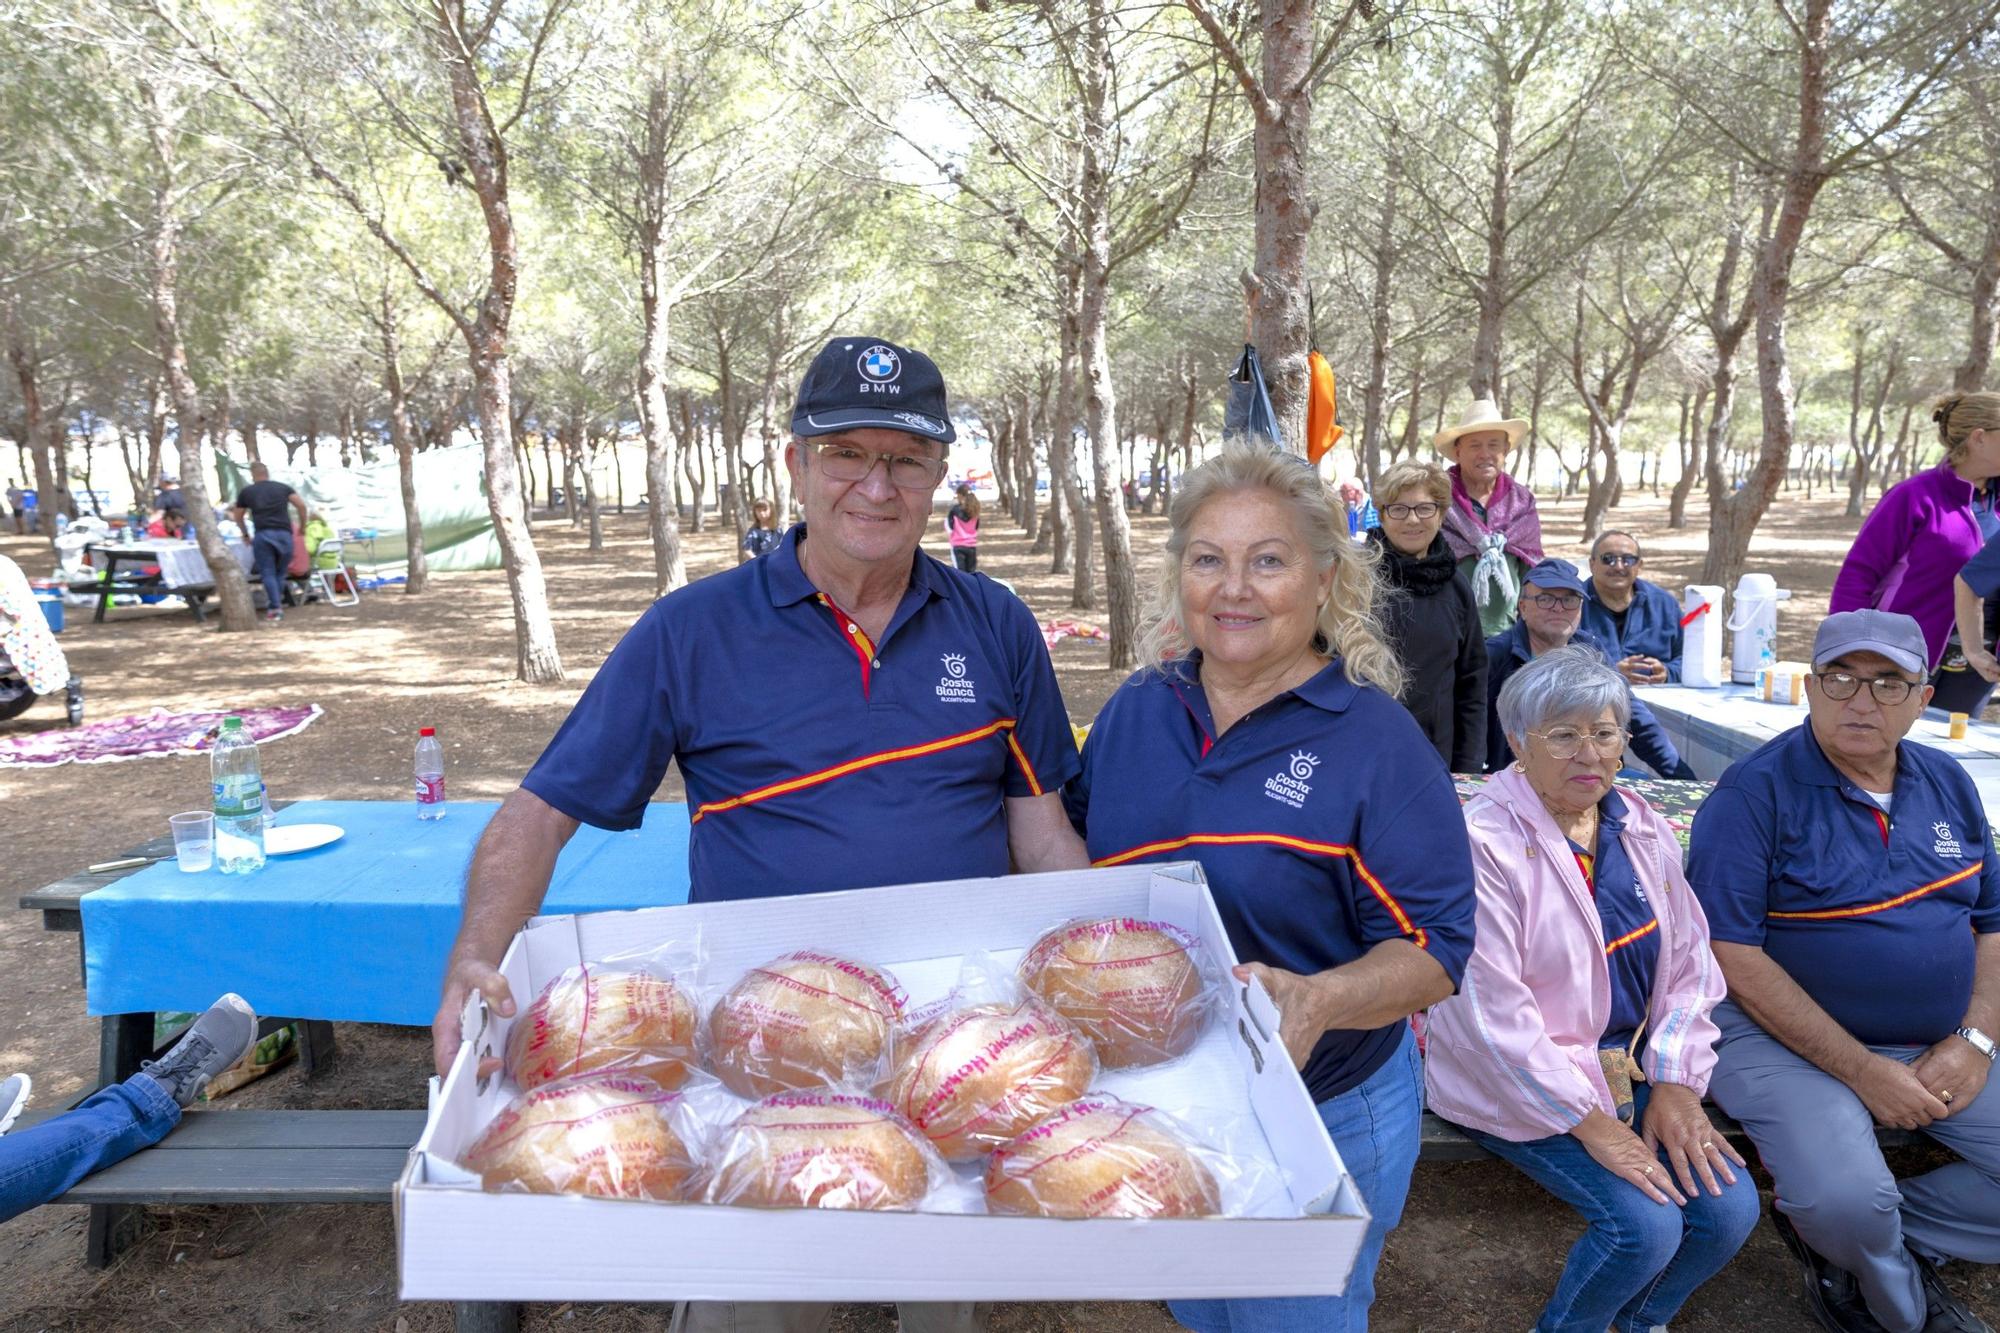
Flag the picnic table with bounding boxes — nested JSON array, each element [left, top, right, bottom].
[[20, 797, 693, 1274], [79, 539, 251, 624]]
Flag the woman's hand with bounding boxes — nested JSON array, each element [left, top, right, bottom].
[[1966, 646, 2000, 685], [1233, 962, 1337, 1070], [1640, 1082, 1745, 1197], [1572, 1108, 1686, 1206]]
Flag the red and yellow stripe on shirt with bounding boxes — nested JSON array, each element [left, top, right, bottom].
[[1604, 918, 1659, 956], [1767, 861, 1983, 922], [690, 718, 1041, 823], [1093, 832, 1429, 950]]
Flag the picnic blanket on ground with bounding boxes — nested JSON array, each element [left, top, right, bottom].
[[0, 704, 322, 767], [1043, 618, 1109, 651]]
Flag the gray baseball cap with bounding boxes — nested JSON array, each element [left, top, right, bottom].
[[1811, 610, 1928, 676]]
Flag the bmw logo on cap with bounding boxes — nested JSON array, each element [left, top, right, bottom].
[[858, 345, 902, 383]]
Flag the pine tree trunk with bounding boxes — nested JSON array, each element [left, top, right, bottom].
[[379, 290, 430, 594]]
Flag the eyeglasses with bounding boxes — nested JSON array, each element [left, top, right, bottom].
[[1597, 553, 1639, 569], [812, 442, 947, 491], [1528, 592, 1583, 611], [1816, 670, 1918, 706], [1529, 725, 1626, 760], [1384, 502, 1442, 521]]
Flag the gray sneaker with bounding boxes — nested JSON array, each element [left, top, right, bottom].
[[140, 994, 258, 1107], [0, 1072, 29, 1134]]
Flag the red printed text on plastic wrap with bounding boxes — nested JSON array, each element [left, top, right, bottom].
[[460, 1073, 699, 1201], [506, 964, 699, 1092], [1018, 916, 1214, 1068], [706, 951, 907, 1098], [698, 1091, 946, 1211], [984, 1096, 1222, 1219], [887, 999, 1096, 1162]]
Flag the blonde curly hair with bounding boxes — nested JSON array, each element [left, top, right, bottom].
[[1137, 442, 1406, 697]]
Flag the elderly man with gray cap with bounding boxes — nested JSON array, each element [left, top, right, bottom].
[[1690, 609, 2000, 1333]]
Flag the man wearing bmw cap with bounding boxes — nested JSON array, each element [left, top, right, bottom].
[[432, 337, 1088, 1333]]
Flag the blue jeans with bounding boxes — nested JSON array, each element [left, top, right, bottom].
[[1170, 1025, 1422, 1333], [1463, 1083, 1759, 1332], [252, 529, 293, 612], [0, 1073, 180, 1224]]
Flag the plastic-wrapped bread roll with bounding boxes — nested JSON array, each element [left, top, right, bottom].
[[1018, 917, 1212, 1068], [887, 999, 1096, 1162], [984, 1097, 1222, 1219], [699, 1092, 943, 1210], [706, 951, 907, 1098], [506, 964, 698, 1091], [461, 1073, 699, 1201]]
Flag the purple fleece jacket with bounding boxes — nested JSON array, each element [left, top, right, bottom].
[[1830, 461, 1983, 668]]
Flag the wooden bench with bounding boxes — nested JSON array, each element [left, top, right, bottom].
[[1418, 1109, 1915, 1162], [19, 1107, 519, 1332]]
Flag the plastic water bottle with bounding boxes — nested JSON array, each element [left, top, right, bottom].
[[212, 718, 267, 873], [415, 727, 446, 820]]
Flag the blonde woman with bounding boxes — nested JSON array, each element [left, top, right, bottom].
[[1834, 390, 2000, 668], [1066, 442, 1476, 1333]]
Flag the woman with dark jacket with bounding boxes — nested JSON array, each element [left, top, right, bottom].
[[1368, 461, 1487, 772]]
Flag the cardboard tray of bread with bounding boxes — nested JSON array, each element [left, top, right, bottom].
[[396, 861, 1369, 1302]]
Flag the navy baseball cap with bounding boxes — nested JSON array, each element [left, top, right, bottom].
[[1523, 558, 1586, 595], [790, 337, 956, 445]]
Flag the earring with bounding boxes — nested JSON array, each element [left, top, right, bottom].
[[1511, 761, 1525, 773]]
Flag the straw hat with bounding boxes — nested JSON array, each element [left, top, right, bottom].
[[1434, 398, 1528, 454]]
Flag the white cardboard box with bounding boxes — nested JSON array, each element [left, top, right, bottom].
[[396, 862, 1369, 1302]]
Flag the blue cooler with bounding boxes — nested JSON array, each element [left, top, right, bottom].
[[34, 588, 64, 634]]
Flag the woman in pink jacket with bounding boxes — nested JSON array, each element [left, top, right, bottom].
[[1425, 647, 1756, 1333]]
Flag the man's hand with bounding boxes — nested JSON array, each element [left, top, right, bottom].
[[1910, 1035, 1993, 1118], [1234, 962, 1336, 1070], [1617, 654, 1667, 685], [1640, 1081, 1746, 1197], [432, 955, 516, 1080], [1965, 646, 2000, 685], [1850, 1052, 1952, 1129]]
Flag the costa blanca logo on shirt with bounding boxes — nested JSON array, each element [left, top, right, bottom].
[[936, 652, 975, 702], [1935, 821, 1963, 857], [1264, 751, 1319, 810]]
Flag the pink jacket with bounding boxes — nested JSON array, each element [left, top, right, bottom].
[[1423, 768, 1727, 1142]]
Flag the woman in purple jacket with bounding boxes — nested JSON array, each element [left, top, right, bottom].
[[1831, 391, 2000, 668]]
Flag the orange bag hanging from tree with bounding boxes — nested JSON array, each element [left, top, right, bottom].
[[1305, 349, 1344, 466]]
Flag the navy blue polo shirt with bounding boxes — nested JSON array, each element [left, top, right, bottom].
[[1962, 528, 2000, 600], [1581, 578, 1685, 682], [1689, 722, 2000, 1046], [522, 525, 1080, 903], [1567, 791, 1659, 1048], [1065, 655, 1477, 1102]]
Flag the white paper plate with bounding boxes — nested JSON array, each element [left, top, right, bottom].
[[265, 823, 344, 856]]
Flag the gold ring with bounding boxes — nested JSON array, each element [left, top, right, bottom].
[[1942, 1090, 1955, 1104], [1700, 1141, 1715, 1150], [1643, 1165, 1657, 1175]]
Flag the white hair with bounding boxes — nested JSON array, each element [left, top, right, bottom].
[[1497, 644, 1632, 741]]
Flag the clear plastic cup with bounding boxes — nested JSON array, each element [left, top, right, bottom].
[[170, 811, 214, 873]]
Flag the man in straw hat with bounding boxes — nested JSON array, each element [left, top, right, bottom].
[[1436, 398, 1544, 636]]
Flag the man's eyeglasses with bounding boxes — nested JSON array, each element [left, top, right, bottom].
[[1597, 553, 1639, 569], [812, 442, 947, 491], [1816, 670, 1918, 706], [1529, 725, 1626, 760], [1384, 502, 1442, 521], [1528, 592, 1583, 611]]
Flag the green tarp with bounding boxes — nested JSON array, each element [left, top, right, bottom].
[[214, 444, 501, 574]]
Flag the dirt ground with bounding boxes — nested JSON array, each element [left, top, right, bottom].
[[1, 482, 1994, 1332]]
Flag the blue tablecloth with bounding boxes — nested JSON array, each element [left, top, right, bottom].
[[80, 799, 691, 1024]]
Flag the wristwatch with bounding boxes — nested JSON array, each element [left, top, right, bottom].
[[1955, 1027, 1998, 1062]]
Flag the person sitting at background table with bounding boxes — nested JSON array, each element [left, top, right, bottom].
[[1367, 460, 1486, 772], [1580, 531, 1684, 685], [1069, 441, 1476, 1333], [1427, 647, 1756, 1333], [1832, 391, 2000, 671], [0, 996, 256, 1224], [1486, 558, 1696, 779], [1689, 609, 2000, 1333], [1437, 397, 1543, 636]]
